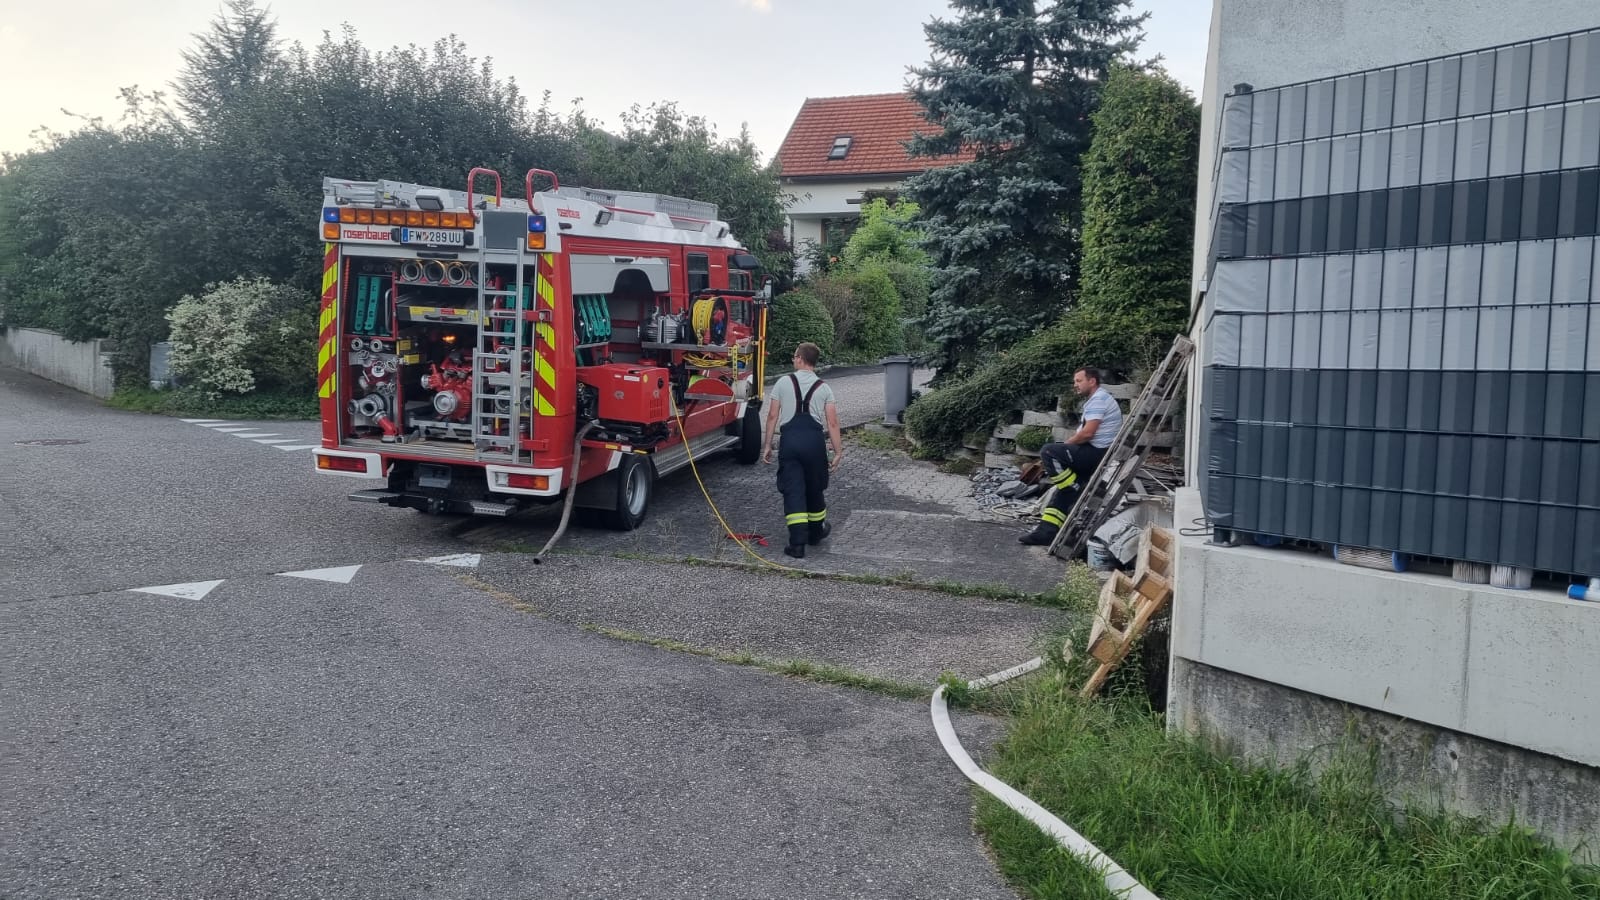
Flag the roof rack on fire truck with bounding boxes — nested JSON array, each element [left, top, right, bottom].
[[323, 177, 731, 239]]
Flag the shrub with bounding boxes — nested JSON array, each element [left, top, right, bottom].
[[167, 278, 315, 398], [903, 307, 1149, 455], [1015, 425, 1053, 452], [845, 264, 904, 358], [765, 289, 835, 366], [805, 275, 859, 349]]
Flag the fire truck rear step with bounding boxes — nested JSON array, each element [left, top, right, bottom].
[[652, 433, 740, 477]]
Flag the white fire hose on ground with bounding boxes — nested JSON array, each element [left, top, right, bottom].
[[931, 657, 1159, 900]]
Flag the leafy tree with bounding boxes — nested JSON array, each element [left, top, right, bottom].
[[167, 278, 314, 396], [841, 198, 926, 270], [579, 103, 793, 279], [1077, 63, 1199, 339], [904, 0, 1146, 376], [176, 0, 281, 135]]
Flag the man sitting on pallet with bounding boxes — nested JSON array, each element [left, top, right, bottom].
[[1019, 366, 1124, 546]]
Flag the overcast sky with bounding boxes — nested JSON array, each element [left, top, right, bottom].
[[0, 0, 1209, 164]]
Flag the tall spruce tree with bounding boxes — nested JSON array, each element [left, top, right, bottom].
[[904, 0, 1145, 375]]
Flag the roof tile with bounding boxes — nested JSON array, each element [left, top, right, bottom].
[[776, 93, 976, 179]]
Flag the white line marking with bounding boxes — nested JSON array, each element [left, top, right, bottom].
[[211, 427, 255, 433], [230, 433, 278, 439], [277, 564, 362, 584], [180, 418, 223, 423], [274, 444, 320, 451], [411, 553, 481, 568], [931, 661, 1158, 900], [196, 422, 240, 428], [253, 439, 297, 444], [128, 580, 225, 600]]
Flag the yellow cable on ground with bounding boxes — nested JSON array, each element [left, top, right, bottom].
[[671, 398, 802, 573]]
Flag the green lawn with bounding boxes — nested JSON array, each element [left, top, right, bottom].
[[974, 567, 1600, 900]]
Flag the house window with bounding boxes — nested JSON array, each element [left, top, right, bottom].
[[828, 136, 853, 160]]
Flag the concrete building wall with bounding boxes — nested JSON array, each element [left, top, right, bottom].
[[0, 327, 116, 398], [783, 176, 907, 276], [1178, 0, 1600, 860]]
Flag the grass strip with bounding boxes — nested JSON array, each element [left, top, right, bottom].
[[585, 625, 927, 701], [108, 386, 317, 420], [498, 544, 1069, 608]]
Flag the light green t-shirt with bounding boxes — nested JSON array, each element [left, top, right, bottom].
[[775, 370, 835, 427]]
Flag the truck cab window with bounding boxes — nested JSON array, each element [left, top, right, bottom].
[[687, 253, 710, 295]]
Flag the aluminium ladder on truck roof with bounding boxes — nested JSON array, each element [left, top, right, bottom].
[[1047, 335, 1195, 562]]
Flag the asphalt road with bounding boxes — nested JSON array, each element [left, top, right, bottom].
[[1, 367, 1023, 900]]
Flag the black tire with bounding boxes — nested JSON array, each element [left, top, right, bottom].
[[735, 403, 762, 465], [601, 454, 654, 531]]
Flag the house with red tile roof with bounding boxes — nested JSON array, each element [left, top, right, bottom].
[[775, 92, 976, 274]]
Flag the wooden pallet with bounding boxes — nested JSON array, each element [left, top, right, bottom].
[[1078, 525, 1175, 697]]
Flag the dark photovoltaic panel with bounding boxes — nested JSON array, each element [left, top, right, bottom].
[[1204, 27, 1600, 579]]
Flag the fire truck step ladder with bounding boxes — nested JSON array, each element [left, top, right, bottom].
[[1047, 335, 1195, 562], [472, 241, 531, 464]]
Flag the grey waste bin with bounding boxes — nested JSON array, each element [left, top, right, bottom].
[[881, 355, 915, 424]]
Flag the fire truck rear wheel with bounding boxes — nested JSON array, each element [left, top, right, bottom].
[[602, 454, 654, 531], [735, 404, 762, 465]]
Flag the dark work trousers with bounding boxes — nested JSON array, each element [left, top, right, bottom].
[[1037, 442, 1108, 530], [776, 377, 829, 548]]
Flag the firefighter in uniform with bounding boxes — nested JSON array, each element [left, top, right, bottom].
[[1019, 366, 1124, 546], [763, 342, 844, 558]]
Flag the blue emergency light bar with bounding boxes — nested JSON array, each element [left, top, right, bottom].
[[323, 207, 340, 223], [528, 215, 547, 233]]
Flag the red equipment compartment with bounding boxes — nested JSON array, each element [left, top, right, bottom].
[[577, 364, 671, 425]]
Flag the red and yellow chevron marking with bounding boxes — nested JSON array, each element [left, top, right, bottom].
[[532, 254, 558, 416], [316, 243, 339, 400]]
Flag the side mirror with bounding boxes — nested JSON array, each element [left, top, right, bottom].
[[758, 278, 773, 301], [731, 252, 762, 270]]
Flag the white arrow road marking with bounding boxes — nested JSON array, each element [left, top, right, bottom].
[[128, 580, 225, 600], [180, 418, 223, 424], [277, 565, 362, 584], [253, 439, 297, 444], [211, 427, 255, 433], [412, 553, 481, 568], [231, 433, 278, 439], [196, 422, 240, 428], [274, 444, 320, 451]]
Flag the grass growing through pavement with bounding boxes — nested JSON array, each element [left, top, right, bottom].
[[974, 568, 1600, 900], [586, 626, 927, 700]]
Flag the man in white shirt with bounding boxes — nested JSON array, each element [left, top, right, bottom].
[[763, 342, 844, 558], [1019, 366, 1124, 546]]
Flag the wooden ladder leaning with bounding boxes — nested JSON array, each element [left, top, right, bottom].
[[1047, 335, 1195, 562]]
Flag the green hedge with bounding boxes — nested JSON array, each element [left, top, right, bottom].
[[903, 308, 1147, 455], [766, 289, 835, 366], [846, 265, 904, 358]]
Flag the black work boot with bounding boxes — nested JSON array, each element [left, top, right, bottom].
[[784, 544, 806, 559], [1018, 524, 1059, 546], [808, 521, 832, 545]]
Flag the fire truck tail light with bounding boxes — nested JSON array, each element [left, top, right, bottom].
[[317, 455, 369, 474], [322, 223, 340, 240], [406, 210, 424, 226], [322, 207, 340, 223], [339, 207, 356, 223], [506, 473, 549, 491], [528, 233, 547, 250]]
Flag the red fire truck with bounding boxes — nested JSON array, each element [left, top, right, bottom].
[[311, 168, 769, 528]]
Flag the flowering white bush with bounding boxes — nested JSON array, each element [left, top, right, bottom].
[[167, 278, 315, 397]]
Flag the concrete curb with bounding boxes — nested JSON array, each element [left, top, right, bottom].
[[931, 658, 1159, 900]]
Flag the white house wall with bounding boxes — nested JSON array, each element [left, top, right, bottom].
[[782, 177, 908, 218]]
